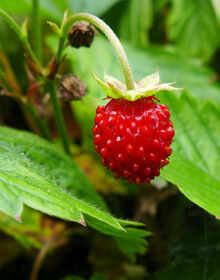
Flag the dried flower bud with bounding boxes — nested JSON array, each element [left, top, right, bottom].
[[57, 74, 87, 101], [67, 21, 98, 48]]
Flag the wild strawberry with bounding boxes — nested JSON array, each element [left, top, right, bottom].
[[92, 68, 181, 185]]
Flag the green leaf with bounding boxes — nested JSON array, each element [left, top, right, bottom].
[[0, 180, 23, 218], [0, 0, 121, 22], [119, 0, 153, 47], [0, 126, 124, 232], [47, 21, 60, 35], [115, 227, 150, 262], [153, 0, 170, 13], [0, 0, 66, 22], [0, 127, 150, 260], [68, 0, 121, 17], [85, 215, 150, 262], [159, 90, 220, 217], [0, 206, 48, 249], [124, 43, 220, 104], [212, 0, 220, 25], [167, 0, 220, 61]]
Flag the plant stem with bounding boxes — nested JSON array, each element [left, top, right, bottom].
[[25, 102, 52, 141], [0, 66, 15, 93], [0, 9, 42, 71], [32, 0, 43, 64], [47, 81, 70, 154], [0, 49, 23, 93], [57, 13, 135, 90], [29, 240, 52, 280]]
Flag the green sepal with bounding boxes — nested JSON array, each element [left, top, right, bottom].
[[137, 67, 160, 89], [47, 21, 61, 36], [21, 19, 28, 39], [60, 9, 69, 31], [138, 82, 181, 95], [91, 68, 183, 101], [104, 73, 126, 91], [90, 71, 119, 99]]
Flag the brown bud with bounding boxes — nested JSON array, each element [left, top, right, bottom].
[[57, 74, 87, 101], [67, 21, 98, 48]]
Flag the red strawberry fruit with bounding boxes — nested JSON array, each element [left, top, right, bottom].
[[92, 68, 181, 185]]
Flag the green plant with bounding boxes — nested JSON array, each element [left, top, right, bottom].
[[0, 0, 220, 279]]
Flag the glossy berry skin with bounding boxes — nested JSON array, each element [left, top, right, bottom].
[[93, 97, 174, 185]]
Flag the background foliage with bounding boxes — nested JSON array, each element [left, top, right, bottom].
[[0, 0, 220, 279]]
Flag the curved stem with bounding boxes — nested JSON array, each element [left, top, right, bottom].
[[57, 13, 135, 90], [0, 9, 42, 71]]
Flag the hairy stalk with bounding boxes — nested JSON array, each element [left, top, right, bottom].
[[47, 81, 70, 154], [32, 0, 43, 64], [57, 13, 135, 90]]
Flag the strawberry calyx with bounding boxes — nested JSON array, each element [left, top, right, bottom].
[[91, 67, 182, 101]]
